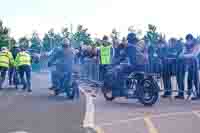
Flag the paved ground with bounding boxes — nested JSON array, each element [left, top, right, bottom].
[[0, 73, 86, 133], [83, 78, 200, 133], [94, 94, 200, 133]]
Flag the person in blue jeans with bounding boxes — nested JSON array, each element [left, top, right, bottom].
[[176, 34, 200, 100], [15, 47, 32, 92], [161, 38, 183, 98]]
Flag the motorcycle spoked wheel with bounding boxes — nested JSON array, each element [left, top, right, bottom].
[[137, 79, 159, 106]]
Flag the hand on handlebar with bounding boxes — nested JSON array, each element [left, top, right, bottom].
[[48, 62, 52, 67]]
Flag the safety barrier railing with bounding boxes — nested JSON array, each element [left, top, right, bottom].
[[36, 53, 200, 98], [79, 57, 100, 81]]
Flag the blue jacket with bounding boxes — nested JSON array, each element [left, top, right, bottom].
[[125, 43, 137, 65], [11, 47, 20, 59], [48, 48, 74, 73]]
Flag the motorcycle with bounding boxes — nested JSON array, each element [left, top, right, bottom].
[[101, 64, 160, 106], [49, 65, 80, 99]]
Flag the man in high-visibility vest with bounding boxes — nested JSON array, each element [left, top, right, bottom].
[[15, 47, 32, 92], [0, 47, 14, 89], [99, 36, 113, 81]]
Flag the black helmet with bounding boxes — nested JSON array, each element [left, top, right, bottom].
[[185, 34, 194, 41], [102, 35, 109, 41]]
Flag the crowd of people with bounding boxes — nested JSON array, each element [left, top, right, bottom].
[[75, 26, 200, 101], [1, 24, 200, 101], [0, 45, 32, 92]]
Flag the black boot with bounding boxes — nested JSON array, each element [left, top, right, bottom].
[[22, 85, 26, 91], [162, 92, 172, 98], [9, 80, 12, 86], [48, 86, 55, 90], [27, 89, 32, 93], [191, 94, 200, 100], [174, 95, 184, 99]]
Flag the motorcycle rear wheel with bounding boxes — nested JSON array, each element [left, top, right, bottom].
[[102, 86, 115, 101], [66, 82, 77, 99]]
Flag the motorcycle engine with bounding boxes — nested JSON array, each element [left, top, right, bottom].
[[126, 78, 137, 97]]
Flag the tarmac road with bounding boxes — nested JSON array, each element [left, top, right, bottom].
[[0, 72, 86, 133], [82, 79, 200, 133]]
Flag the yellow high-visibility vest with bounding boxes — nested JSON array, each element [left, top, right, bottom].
[[100, 45, 111, 65], [15, 52, 31, 67], [0, 51, 14, 68]]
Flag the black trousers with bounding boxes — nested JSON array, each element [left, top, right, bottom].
[[162, 58, 177, 95], [99, 65, 109, 81], [18, 65, 31, 90], [0, 66, 8, 88], [176, 57, 200, 96]]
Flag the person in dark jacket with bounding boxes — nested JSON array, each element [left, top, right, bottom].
[[161, 38, 183, 98], [115, 34, 146, 87], [48, 38, 75, 93], [113, 37, 127, 63], [9, 45, 20, 86], [175, 34, 200, 100]]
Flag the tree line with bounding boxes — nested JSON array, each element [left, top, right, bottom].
[[2, 19, 176, 53], [0, 20, 93, 52]]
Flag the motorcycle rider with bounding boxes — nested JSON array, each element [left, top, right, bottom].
[[111, 33, 148, 90], [48, 38, 75, 95]]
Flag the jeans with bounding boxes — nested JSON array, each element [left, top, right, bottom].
[[18, 65, 31, 90], [162, 58, 177, 95], [9, 67, 19, 86], [176, 57, 200, 96], [0, 66, 8, 88]]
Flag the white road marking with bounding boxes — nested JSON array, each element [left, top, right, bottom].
[[192, 111, 200, 119], [144, 116, 159, 133], [80, 88, 95, 128], [99, 116, 144, 127], [98, 111, 199, 127], [9, 131, 29, 133]]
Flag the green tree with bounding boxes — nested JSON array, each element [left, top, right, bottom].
[[145, 24, 159, 46], [19, 36, 29, 49], [30, 32, 41, 53], [54, 33, 63, 47], [42, 33, 51, 51], [47, 28, 56, 50], [71, 25, 93, 48], [62, 27, 70, 38], [0, 19, 10, 49], [9, 37, 16, 49]]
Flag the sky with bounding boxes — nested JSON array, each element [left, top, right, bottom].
[[1, 0, 200, 40]]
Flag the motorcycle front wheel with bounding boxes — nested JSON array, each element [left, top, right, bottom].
[[137, 78, 159, 106], [102, 86, 115, 101], [66, 81, 77, 99]]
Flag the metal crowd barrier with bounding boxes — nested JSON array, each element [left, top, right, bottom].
[[36, 53, 200, 98], [80, 57, 100, 81]]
